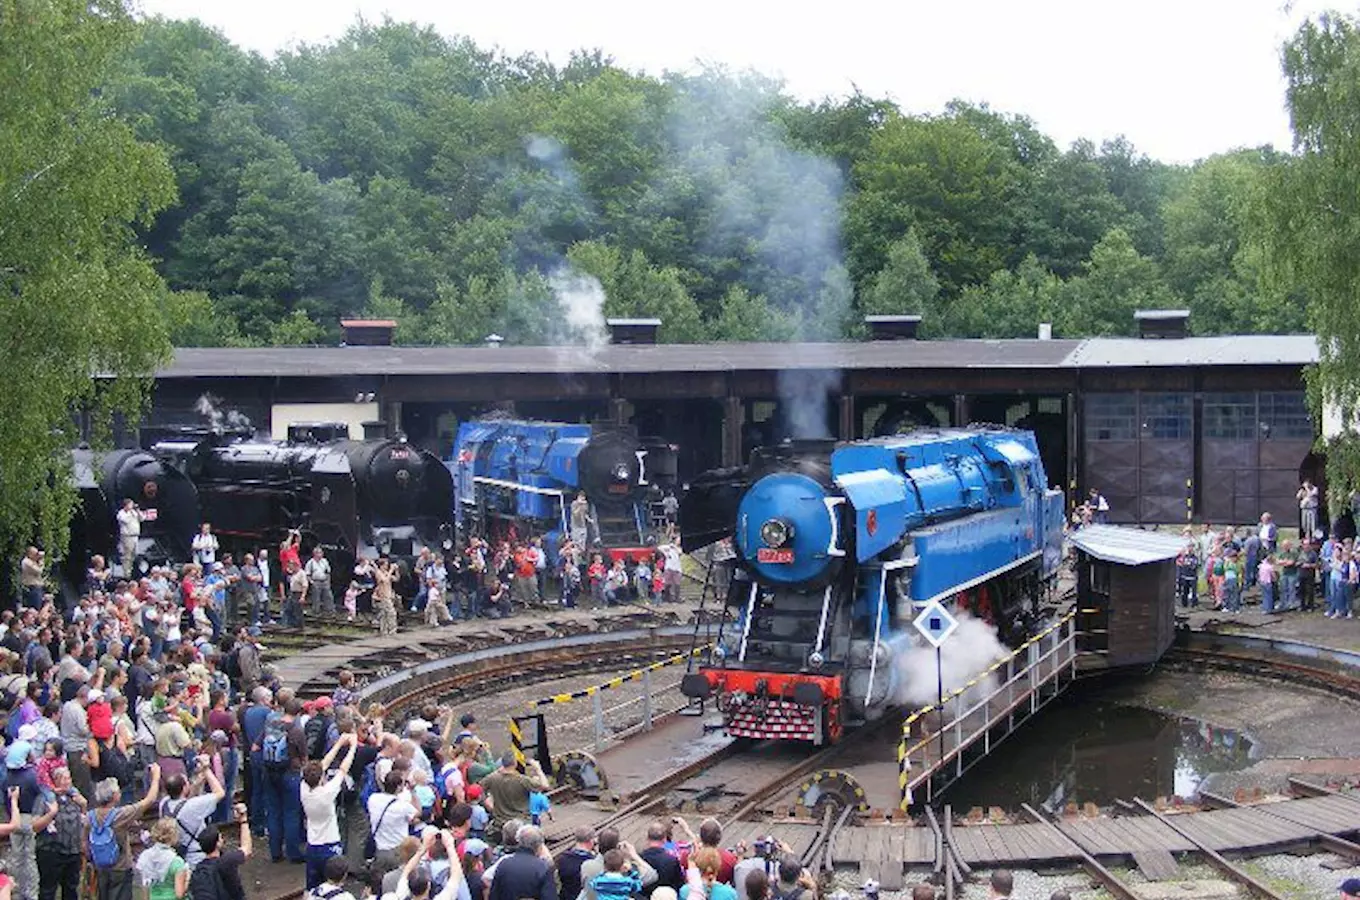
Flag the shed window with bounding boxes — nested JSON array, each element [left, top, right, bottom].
[[1085, 394, 1136, 441], [1204, 392, 1257, 440], [1140, 393, 1191, 440], [1259, 391, 1313, 440]]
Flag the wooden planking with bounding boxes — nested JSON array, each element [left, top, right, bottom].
[[904, 828, 935, 864], [1132, 850, 1179, 881]]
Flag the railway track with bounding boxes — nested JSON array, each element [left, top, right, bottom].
[[264, 626, 1360, 899]]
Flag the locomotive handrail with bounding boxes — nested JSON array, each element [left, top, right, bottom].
[[896, 609, 1078, 808]]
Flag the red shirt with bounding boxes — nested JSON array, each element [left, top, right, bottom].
[[181, 577, 197, 613], [280, 545, 301, 572]]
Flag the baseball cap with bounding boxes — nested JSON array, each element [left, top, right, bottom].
[[313, 696, 333, 710], [87, 689, 105, 703], [463, 838, 490, 857], [466, 784, 483, 801], [459, 713, 476, 727], [1342, 878, 1360, 895]]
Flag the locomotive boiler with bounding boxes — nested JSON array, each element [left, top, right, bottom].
[[679, 428, 1064, 745], [147, 422, 453, 576], [62, 447, 200, 591], [450, 419, 677, 561]]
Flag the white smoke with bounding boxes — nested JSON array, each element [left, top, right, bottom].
[[548, 266, 609, 356], [194, 394, 252, 432], [890, 611, 1009, 711], [777, 368, 839, 440]]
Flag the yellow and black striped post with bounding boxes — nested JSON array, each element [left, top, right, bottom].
[[508, 716, 526, 772], [529, 645, 709, 709]]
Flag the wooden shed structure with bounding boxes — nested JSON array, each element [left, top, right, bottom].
[[1068, 525, 1185, 672]]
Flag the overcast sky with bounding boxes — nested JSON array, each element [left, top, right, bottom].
[[135, 0, 1338, 164]]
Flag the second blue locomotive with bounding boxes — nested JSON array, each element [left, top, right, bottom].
[[679, 428, 1064, 744], [449, 419, 677, 562]]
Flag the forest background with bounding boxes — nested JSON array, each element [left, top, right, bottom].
[[108, 16, 1304, 348]]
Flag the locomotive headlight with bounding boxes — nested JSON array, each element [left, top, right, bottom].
[[760, 518, 792, 548], [612, 463, 630, 481], [808, 651, 825, 669]]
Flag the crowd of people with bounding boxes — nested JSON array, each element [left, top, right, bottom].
[[1173, 510, 1357, 618]]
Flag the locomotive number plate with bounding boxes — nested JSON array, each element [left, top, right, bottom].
[[607, 484, 628, 494], [757, 548, 793, 563]]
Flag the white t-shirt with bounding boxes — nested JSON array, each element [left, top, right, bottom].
[[366, 793, 417, 851], [302, 772, 346, 845], [161, 793, 219, 869], [192, 533, 218, 564]]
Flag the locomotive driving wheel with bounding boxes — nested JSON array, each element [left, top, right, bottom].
[[794, 769, 868, 819]]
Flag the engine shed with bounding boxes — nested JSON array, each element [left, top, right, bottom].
[[1068, 525, 1185, 672]]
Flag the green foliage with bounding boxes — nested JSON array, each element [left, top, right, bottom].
[[1266, 12, 1360, 501], [268, 308, 325, 345], [99, 13, 1298, 349], [0, 0, 177, 566]]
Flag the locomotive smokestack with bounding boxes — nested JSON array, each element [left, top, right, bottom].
[[362, 421, 389, 441]]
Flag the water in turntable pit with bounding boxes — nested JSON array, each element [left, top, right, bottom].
[[939, 696, 1259, 812]]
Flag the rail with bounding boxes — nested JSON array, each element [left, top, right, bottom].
[[897, 610, 1078, 808], [511, 644, 711, 760]]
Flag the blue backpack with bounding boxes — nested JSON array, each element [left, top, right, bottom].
[[88, 808, 120, 869], [357, 760, 379, 808], [262, 729, 289, 769]]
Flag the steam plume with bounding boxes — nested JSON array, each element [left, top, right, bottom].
[[889, 611, 1009, 711], [548, 266, 608, 355], [194, 394, 252, 431]]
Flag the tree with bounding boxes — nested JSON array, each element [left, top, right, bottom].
[[0, 0, 177, 569], [861, 229, 940, 320], [1263, 13, 1360, 498], [711, 286, 799, 342], [268, 308, 325, 345], [1056, 228, 1175, 337]]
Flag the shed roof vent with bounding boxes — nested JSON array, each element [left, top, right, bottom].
[[1134, 309, 1190, 339], [484, 333, 504, 348], [864, 314, 922, 341], [340, 319, 396, 346], [606, 318, 662, 345]]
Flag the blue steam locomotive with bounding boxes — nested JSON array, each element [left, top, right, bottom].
[[449, 419, 677, 561], [679, 428, 1064, 744]]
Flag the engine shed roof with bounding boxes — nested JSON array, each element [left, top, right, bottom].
[[1067, 525, 1189, 567], [154, 334, 1318, 379]]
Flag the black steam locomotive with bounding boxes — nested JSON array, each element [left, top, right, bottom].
[[61, 447, 200, 593], [145, 422, 454, 576]]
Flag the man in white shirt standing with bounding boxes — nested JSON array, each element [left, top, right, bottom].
[[305, 547, 335, 617], [302, 732, 358, 891], [116, 499, 145, 576], [192, 522, 219, 568]]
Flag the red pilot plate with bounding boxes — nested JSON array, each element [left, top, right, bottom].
[[757, 548, 794, 563]]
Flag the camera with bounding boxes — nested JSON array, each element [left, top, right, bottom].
[[753, 836, 775, 857], [862, 879, 880, 900]]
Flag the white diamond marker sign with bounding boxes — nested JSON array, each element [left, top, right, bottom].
[[913, 600, 959, 648]]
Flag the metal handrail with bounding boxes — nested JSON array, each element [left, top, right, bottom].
[[897, 610, 1078, 807]]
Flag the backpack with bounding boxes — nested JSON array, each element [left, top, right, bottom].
[[188, 856, 234, 900], [357, 760, 379, 809], [4, 707, 22, 743], [95, 738, 132, 787], [434, 763, 456, 804], [87, 808, 120, 869], [262, 729, 290, 769], [304, 716, 328, 760], [222, 648, 241, 682]]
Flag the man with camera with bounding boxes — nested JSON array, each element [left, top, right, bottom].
[[731, 838, 818, 900], [19, 547, 45, 610]]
